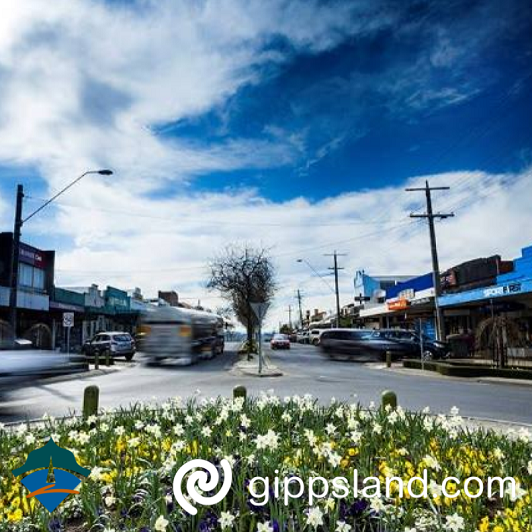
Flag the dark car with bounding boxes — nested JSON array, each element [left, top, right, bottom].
[[320, 328, 449, 362], [319, 329, 391, 361], [82, 332, 136, 361], [371, 329, 450, 360]]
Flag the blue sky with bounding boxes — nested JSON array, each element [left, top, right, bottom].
[[0, 0, 531, 325], [158, 0, 532, 201]]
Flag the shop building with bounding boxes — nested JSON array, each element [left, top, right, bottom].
[[439, 246, 532, 366], [358, 273, 437, 337], [0, 232, 55, 348]]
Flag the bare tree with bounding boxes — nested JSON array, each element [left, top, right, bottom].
[[208, 245, 276, 351]]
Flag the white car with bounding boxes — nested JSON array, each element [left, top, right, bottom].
[[309, 328, 326, 345]]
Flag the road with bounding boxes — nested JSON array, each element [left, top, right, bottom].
[[1, 343, 532, 424]]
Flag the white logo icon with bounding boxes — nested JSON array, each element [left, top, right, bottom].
[[172, 458, 232, 515]]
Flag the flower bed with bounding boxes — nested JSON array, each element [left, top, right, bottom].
[[1, 393, 531, 532]]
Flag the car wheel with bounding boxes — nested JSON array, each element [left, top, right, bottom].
[[422, 350, 434, 360], [125, 353, 134, 361]]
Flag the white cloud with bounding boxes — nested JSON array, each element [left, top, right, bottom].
[[0, 0, 531, 330], [21, 165, 530, 329], [0, 0, 368, 191]]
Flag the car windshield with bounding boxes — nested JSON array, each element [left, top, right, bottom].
[[273, 334, 288, 340], [113, 334, 131, 342]]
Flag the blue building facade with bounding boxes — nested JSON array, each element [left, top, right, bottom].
[[439, 245, 532, 308]]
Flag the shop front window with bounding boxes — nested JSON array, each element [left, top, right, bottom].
[[18, 263, 45, 291]]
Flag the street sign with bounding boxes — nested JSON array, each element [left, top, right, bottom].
[[63, 312, 74, 328], [250, 302, 269, 323]]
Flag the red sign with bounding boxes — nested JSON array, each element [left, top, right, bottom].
[[387, 299, 410, 311]]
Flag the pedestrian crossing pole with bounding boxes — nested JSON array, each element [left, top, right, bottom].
[[406, 181, 454, 341]]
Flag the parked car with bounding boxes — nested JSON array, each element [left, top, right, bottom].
[[309, 328, 326, 345], [296, 330, 310, 344], [319, 328, 450, 361], [371, 329, 450, 360], [82, 332, 136, 361], [271, 333, 290, 350]]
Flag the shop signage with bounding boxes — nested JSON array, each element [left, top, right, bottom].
[[483, 282, 522, 298], [410, 296, 432, 306], [19, 243, 46, 268], [50, 301, 84, 312], [387, 299, 409, 311], [398, 288, 415, 300]]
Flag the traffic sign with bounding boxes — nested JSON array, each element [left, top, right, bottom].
[[250, 302, 269, 323], [63, 312, 74, 328]]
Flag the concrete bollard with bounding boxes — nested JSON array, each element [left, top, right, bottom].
[[233, 385, 247, 400], [104, 348, 113, 366], [83, 385, 99, 419], [386, 351, 392, 368], [381, 390, 397, 410]]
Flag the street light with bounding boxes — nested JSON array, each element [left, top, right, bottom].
[[8, 169, 113, 343]]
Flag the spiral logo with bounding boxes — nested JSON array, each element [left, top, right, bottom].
[[172, 459, 232, 515]]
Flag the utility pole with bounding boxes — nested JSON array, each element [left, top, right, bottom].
[[296, 289, 304, 328], [287, 305, 292, 330], [324, 251, 346, 328], [8, 184, 24, 342], [406, 180, 454, 341]]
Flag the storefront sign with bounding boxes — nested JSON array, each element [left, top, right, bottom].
[[19, 243, 46, 268], [398, 288, 415, 300], [50, 301, 84, 312], [387, 299, 409, 311], [483, 282, 522, 298], [410, 297, 432, 306]]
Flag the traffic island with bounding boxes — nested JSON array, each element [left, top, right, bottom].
[[231, 357, 283, 377]]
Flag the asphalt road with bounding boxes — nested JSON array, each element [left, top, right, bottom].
[[1, 343, 532, 424]]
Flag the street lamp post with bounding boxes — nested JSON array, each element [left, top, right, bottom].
[[8, 169, 113, 344]]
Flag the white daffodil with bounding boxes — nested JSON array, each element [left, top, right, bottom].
[[445, 512, 465, 532], [306, 507, 324, 528], [336, 521, 350, 532], [220, 511, 236, 529], [154, 515, 169, 531]]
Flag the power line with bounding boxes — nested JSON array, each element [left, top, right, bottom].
[[23, 196, 406, 228]]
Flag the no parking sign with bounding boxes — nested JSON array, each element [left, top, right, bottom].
[[63, 312, 74, 328]]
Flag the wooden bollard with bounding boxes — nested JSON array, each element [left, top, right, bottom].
[[94, 351, 99, 370], [386, 351, 392, 368], [233, 385, 247, 400], [381, 390, 397, 410], [83, 385, 99, 419]]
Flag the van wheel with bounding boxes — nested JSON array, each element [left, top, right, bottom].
[[125, 353, 134, 361]]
